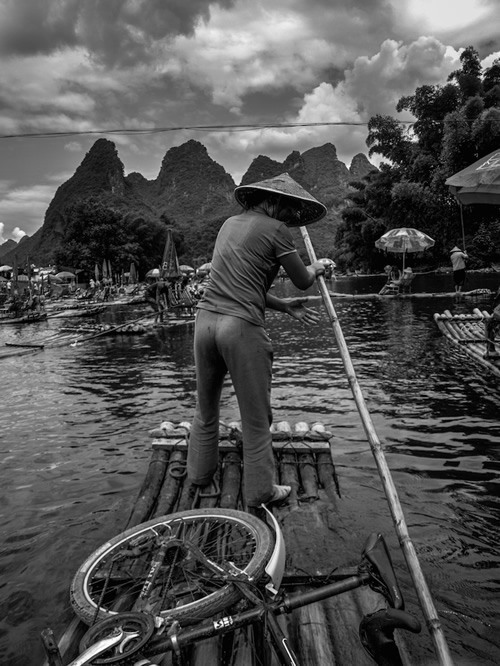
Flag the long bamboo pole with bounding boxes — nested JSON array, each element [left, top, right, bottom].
[[300, 226, 455, 666], [459, 204, 466, 251]]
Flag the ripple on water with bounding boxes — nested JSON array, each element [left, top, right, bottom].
[[0, 290, 499, 664]]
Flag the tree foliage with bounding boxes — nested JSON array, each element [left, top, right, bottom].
[[336, 46, 500, 272], [54, 197, 169, 279]]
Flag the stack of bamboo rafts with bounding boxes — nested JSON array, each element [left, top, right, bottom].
[[45, 420, 402, 666], [434, 308, 500, 378]]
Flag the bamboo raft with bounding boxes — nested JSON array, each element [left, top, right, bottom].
[[434, 308, 500, 378], [0, 312, 195, 359], [46, 304, 107, 318], [327, 288, 492, 300], [0, 310, 48, 325], [41, 420, 420, 666]]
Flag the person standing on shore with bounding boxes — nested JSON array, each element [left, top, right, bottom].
[[450, 246, 468, 292], [187, 173, 327, 509]]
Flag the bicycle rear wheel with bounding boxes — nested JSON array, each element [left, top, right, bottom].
[[71, 508, 274, 625]]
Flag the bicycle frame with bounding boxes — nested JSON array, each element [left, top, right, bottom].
[[64, 532, 420, 666], [52, 504, 421, 666], [146, 570, 373, 665]]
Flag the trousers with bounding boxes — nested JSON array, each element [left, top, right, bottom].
[[187, 309, 276, 506]]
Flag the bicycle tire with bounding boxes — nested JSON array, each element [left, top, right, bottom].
[[70, 508, 274, 626]]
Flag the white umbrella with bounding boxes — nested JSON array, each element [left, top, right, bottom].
[[197, 262, 211, 275], [375, 227, 435, 270]]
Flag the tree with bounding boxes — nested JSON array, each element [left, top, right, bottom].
[[366, 115, 415, 170], [55, 197, 168, 278], [447, 46, 483, 100], [339, 44, 500, 270], [334, 177, 387, 272]]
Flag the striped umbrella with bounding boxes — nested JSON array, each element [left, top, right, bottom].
[[375, 227, 435, 270]]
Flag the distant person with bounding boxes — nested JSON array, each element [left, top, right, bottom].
[[383, 265, 400, 283], [450, 246, 468, 292], [145, 279, 170, 322], [379, 265, 404, 295], [485, 286, 500, 358], [187, 173, 326, 509]]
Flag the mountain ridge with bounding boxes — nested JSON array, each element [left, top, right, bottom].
[[2, 139, 377, 267]]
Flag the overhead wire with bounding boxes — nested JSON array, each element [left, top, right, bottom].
[[0, 119, 416, 140]]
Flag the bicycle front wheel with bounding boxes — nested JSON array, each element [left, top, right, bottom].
[[70, 508, 274, 625]]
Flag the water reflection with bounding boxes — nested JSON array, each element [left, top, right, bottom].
[[0, 279, 499, 664]]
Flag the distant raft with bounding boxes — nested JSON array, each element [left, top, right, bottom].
[[434, 308, 500, 378], [0, 311, 48, 325], [328, 288, 493, 300]]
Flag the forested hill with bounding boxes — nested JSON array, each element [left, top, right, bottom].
[[3, 138, 376, 272]]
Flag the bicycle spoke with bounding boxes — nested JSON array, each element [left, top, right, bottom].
[[72, 509, 274, 625]]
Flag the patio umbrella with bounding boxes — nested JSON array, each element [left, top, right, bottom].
[[375, 227, 435, 270], [145, 268, 160, 279], [180, 264, 195, 273], [445, 149, 500, 249], [445, 150, 500, 205], [0, 265, 12, 272], [55, 271, 76, 279]]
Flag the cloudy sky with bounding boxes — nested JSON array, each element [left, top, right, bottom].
[[1, 0, 499, 245]]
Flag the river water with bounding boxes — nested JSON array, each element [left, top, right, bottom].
[[0, 272, 499, 665]]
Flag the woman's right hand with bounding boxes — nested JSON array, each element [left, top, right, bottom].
[[310, 261, 326, 277]]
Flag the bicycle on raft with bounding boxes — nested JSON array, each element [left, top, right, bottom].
[[45, 505, 422, 666]]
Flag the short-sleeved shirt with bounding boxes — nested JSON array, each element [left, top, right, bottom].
[[450, 251, 467, 271], [198, 210, 297, 326]]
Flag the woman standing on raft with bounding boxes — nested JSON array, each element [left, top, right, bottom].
[[187, 173, 327, 508]]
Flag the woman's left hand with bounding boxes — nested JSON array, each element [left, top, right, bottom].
[[286, 297, 320, 325]]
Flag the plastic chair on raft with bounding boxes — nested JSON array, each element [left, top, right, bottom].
[[379, 268, 414, 295]]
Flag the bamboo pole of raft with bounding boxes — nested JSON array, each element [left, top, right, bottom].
[[68, 312, 155, 344], [299, 225, 455, 666]]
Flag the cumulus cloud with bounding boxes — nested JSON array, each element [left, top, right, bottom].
[[204, 36, 464, 179], [341, 37, 460, 117], [0, 184, 54, 237], [0, 0, 238, 65], [0, 222, 25, 245], [11, 227, 27, 242], [159, 0, 398, 113]]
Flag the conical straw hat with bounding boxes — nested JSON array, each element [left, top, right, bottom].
[[234, 172, 327, 226]]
